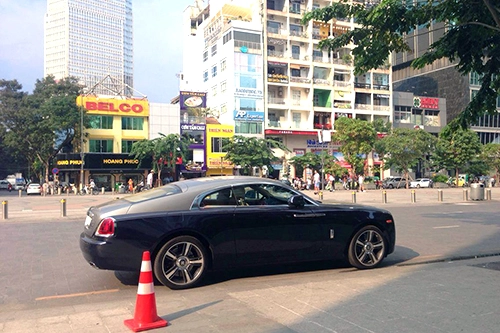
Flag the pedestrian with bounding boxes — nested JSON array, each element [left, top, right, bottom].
[[128, 178, 134, 193], [313, 170, 320, 194], [147, 170, 154, 189], [358, 174, 365, 192]]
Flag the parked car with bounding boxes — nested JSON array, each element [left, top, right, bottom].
[[80, 176, 396, 289], [410, 178, 434, 188], [0, 180, 12, 190], [382, 177, 406, 189], [26, 183, 42, 195]]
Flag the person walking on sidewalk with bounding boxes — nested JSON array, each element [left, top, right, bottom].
[[358, 174, 366, 192], [313, 170, 320, 194]]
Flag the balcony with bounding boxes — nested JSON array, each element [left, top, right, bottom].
[[333, 80, 351, 88], [290, 76, 311, 84], [268, 73, 289, 83], [268, 97, 286, 104], [314, 123, 332, 130], [355, 103, 372, 110], [268, 50, 285, 58], [373, 84, 390, 90], [313, 78, 330, 85], [354, 82, 371, 89], [268, 120, 281, 127]]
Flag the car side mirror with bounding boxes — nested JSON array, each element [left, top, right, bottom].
[[288, 195, 305, 208]]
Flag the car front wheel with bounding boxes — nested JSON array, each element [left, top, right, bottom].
[[154, 236, 207, 289], [348, 226, 386, 269]]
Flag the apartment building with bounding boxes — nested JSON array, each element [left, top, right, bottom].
[[182, 0, 392, 176]]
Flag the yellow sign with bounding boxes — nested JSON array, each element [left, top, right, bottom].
[[77, 96, 149, 116]]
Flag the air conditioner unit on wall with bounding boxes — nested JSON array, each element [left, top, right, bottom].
[[269, 15, 274, 19]]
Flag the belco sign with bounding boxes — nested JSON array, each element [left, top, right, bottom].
[[77, 96, 149, 116]]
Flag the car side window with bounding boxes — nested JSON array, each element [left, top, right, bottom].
[[200, 188, 237, 207]]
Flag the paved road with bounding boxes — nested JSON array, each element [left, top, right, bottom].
[[0, 187, 499, 332]]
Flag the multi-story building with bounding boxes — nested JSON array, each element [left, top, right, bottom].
[[55, 95, 150, 190], [44, 0, 134, 95], [392, 19, 500, 144], [181, 0, 392, 177]]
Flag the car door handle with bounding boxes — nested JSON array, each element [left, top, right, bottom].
[[293, 213, 326, 218]]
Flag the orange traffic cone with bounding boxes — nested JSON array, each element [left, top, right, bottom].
[[124, 251, 168, 332]]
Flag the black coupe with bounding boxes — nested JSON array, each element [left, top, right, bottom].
[[80, 176, 396, 289]]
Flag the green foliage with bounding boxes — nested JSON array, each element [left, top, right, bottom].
[[372, 118, 392, 133], [432, 174, 449, 183], [481, 143, 500, 179], [379, 128, 437, 186], [333, 117, 376, 174], [0, 76, 84, 182], [433, 126, 482, 177], [302, 0, 500, 126], [130, 133, 189, 181], [223, 136, 289, 175]]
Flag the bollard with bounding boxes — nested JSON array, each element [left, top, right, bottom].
[[318, 191, 323, 200], [382, 190, 387, 203], [463, 189, 468, 201], [351, 191, 356, 203], [437, 189, 443, 202], [486, 188, 491, 200], [18, 189, 22, 197], [60, 199, 67, 217], [102, 187, 105, 194], [2, 200, 7, 219], [411, 189, 416, 203]]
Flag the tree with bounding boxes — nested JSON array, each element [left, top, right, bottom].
[[332, 117, 377, 175], [223, 136, 289, 176], [379, 128, 437, 188], [303, 0, 500, 127], [481, 143, 500, 181], [433, 126, 482, 182], [130, 133, 189, 184], [0, 76, 84, 183]]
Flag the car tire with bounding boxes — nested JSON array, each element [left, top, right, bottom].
[[416, 184, 420, 188], [389, 184, 393, 189], [153, 236, 207, 290], [348, 225, 386, 269]]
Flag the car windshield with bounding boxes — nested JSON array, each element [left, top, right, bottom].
[[125, 184, 182, 203]]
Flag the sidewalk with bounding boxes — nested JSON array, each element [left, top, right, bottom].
[[1, 186, 498, 222]]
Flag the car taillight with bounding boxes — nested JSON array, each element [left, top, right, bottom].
[[95, 217, 115, 237]]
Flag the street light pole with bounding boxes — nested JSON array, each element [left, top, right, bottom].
[[79, 95, 84, 192]]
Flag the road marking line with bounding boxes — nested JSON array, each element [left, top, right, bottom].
[[433, 225, 460, 229], [35, 289, 119, 301]]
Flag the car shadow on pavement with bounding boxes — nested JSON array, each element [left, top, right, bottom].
[[382, 245, 420, 266]]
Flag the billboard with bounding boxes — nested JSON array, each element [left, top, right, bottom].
[[77, 96, 149, 117], [180, 91, 207, 124]]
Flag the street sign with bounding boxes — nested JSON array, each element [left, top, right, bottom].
[[52, 168, 59, 174]]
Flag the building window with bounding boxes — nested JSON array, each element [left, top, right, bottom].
[[89, 115, 113, 129], [394, 105, 412, 123], [424, 110, 440, 126], [235, 121, 262, 134], [223, 32, 232, 44], [211, 137, 229, 153], [221, 81, 227, 93], [203, 70, 208, 82], [239, 74, 257, 88], [470, 72, 481, 86], [122, 117, 143, 130], [122, 140, 137, 153], [212, 85, 217, 96], [203, 50, 208, 62], [221, 58, 226, 72], [240, 98, 256, 111], [292, 112, 301, 127], [211, 44, 217, 56], [211, 65, 217, 78], [221, 103, 227, 115], [89, 139, 113, 153]]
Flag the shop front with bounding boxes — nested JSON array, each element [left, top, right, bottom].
[[55, 153, 151, 191]]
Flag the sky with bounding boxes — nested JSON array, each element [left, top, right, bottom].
[[0, 0, 192, 103]]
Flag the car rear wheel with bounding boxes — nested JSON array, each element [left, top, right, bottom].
[[388, 184, 393, 189], [154, 236, 207, 289], [348, 226, 386, 269], [417, 184, 421, 188]]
